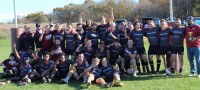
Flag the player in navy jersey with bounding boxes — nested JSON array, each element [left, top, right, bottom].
[[126, 21, 150, 74], [85, 23, 100, 50], [145, 21, 161, 74], [52, 23, 65, 51], [85, 58, 114, 88], [32, 52, 54, 83], [95, 41, 110, 67], [62, 53, 89, 84], [124, 39, 138, 77], [159, 19, 172, 76], [101, 58, 123, 87], [107, 22, 120, 45], [171, 19, 186, 76], [97, 17, 109, 45], [76, 40, 95, 65], [0, 53, 19, 77], [75, 23, 85, 50], [107, 39, 125, 73], [13, 43, 38, 70], [97, 8, 114, 45], [95, 41, 110, 60], [0, 56, 32, 86], [78, 13, 92, 35], [119, 22, 130, 47], [52, 53, 74, 82], [64, 24, 81, 60]]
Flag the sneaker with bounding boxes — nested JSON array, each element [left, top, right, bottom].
[[18, 82, 27, 86], [133, 73, 137, 78], [166, 73, 170, 77], [86, 82, 91, 88], [179, 73, 183, 76], [114, 80, 123, 87], [83, 78, 87, 84], [50, 75, 55, 79], [8, 70, 13, 75], [42, 77, 47, 83], [188, 73, 195, 77], [27, 78, 31, 83], [198, 75, 200, 78], [103, 82, 114, 88], [62, 78, 68, 84], [151, 71, 158, 74], [47, 78, 52, 83]]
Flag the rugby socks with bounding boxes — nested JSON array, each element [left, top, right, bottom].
[[179, 68, 182, 73], [156, 60, 161, 72], [171, 68, 175, 74], [136, 59, 141, 73], [149, 60, 155, 72], [141, 60, 146, 73], [145, 62, 150, 73]]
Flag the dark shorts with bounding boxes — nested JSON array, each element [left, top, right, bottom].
[[56, 71, 68, 78], [171, 46, 184, 55], [109, 57, 118, 65], [148, 46, 160, 55], [65, 49, 76, 55], [135, 47, 146, 54], [105, 75, 114, 82], [125, 59, 131, 70], [92, 45, 98, 51], [159, 46, 171, 55]]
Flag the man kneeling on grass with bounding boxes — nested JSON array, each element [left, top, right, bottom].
[[101, 58, 123, 87], [86, 58, 114, 88], [32, 52, 54, 83], [0, 56, 32, 86], [62, 53, 89, 84]]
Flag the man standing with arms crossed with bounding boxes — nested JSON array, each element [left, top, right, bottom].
[[186, 16, 200, 78]]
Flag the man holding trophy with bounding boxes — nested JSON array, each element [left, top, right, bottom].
[[186, 16, 200, 78]]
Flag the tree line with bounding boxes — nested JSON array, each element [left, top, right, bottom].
[[16, 0, 200, 24]]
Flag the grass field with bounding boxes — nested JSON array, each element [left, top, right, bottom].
[[0, 38, 200, 90]]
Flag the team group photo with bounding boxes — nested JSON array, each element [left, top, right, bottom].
[[0, 0, 200, 90]]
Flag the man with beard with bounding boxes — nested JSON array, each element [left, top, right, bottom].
[[185, 16, 200, 78], [75, 23, 85, 49], [171, 19, 185, 76], [85, 23, 100, 50]]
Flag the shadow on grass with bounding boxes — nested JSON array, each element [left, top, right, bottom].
[[121, 70, 191, 82]]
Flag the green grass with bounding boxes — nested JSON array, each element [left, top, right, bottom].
[[0, 38, 199, 90]]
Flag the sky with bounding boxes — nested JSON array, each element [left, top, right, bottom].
[[0, 0, 138, 23]]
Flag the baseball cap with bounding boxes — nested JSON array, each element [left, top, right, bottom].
[[187, 16, 194, 21]]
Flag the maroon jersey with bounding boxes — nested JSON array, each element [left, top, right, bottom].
[[2, 59, 18, 69], [50, 46, 63, 62], [42, 32, 53, 52], [186, 25, 200, 47]]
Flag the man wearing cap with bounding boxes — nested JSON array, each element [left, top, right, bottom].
[[186, 16, 200, 78], [34, 23, 43, 58]]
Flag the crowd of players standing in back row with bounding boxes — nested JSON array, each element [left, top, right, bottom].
[[0, 7, 200, 88]]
